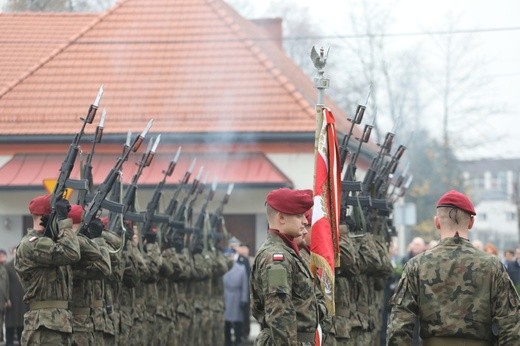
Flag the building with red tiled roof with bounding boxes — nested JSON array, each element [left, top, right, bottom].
[[0, 0, 369, 251]]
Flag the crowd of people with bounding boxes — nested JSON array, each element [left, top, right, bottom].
[[2, 188, 520, 346]]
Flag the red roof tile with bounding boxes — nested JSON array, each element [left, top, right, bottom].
[[0, 13, 98, 94], [0, 152, 290, 188], [0, 0, 356, 138]]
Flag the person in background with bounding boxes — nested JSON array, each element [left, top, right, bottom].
[[235, 243, 251, 340], [471, 239, 484, 251], [483, 242, 498, 257], [504, 249, 520, 286], [387, 189, 520, 345], [223, 249, 249, 346], [4, 247, 27, 346], [427, 240, 439, 249], [401, 237, 426, 265], [0, 248, 9, 344]]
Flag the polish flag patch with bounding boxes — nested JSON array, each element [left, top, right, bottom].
[[273, 253, 284, 261]]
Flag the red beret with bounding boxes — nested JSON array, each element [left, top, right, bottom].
[[266, 188, 314, 215], [68, 204, 83, 224], [437, 189, 476, 216], [28, 194, 52, 216], [305, 208, 313, 225], [100, 217, 109, 228]]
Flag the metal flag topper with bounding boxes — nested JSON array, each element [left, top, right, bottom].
[[310, 46, 330, 107]]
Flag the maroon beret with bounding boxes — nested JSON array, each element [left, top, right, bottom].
[[100, 216, 109, 228], [266, 188, 314, 215], [436, 189, 476, 216], [68, 204, 83, 224], [305, 208, 313, 225], [28, 194, 52, 216]]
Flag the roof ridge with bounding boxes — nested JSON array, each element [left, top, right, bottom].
[[204, 0, 315, 118], [0, 0, 128, 99]]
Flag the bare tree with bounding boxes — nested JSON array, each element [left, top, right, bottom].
[[2, 0, 113, 12], [424, 15, 501, 156]]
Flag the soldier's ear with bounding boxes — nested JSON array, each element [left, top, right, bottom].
[[434, 216, 441, 230], [468, 216, 475, 230], [277, 211, 286, 224]]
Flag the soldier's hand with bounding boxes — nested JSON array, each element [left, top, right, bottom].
[[171, 232, 184, 253], [88, 218, 104, 238], [191, 239, 203, 254], [55, 198, 71, 221], [144, 231, 157, 244]]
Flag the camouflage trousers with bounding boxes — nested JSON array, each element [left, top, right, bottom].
[[176, 312, 191, 345], [189, 308, 202, 345], [211, 308, 225, 346], [155, 314, 173, 346], [71, 330, 95, 346], [143, 310, 156, 344], [199, 307, 212, 346], [335, 327, 371, 346], [119, 308, 133, 346], [103, 311, 119, 346], [129, 317, 144, 346], [255, 329, 316, 346], [22, 327, 72, 346]]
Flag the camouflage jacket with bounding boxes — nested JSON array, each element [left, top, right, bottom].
[[387, 236, 520, 345], [15, 220, 81, 333], [251, 231, 322, 345]]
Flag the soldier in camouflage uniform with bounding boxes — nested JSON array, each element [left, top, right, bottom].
[[155, 238, 175, 345], [211, 245, 231, 346], [68, 205, 111, 346], [298, 209, 336, 346], [101, 222, 124, 346], [334, 225, 359, 346], [141, 229, 162, 344], [127, 227, 151, 345], [118, 225, 139, 346], [15, 194, 81, 345], [388, 190, 520, 345], [172, 233, 194, 345], [251, 188, 325, 346]]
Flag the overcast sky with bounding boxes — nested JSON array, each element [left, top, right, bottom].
[[233, 0, 520, 160]]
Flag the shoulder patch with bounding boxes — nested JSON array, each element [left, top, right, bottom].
[[29, 236, 38, 242], [273, 253, 284, 261]]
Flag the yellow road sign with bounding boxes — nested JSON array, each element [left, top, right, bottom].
[[42, 179, 74, 200]]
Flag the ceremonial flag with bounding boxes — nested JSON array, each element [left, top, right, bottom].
[[310, 106, 341, 316]]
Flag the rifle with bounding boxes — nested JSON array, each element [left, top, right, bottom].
[[160, 158, 196, 241], [77, 108, 106, 207], [45, 86, 103, 239], [338, 85, 371, 170], [172, 165, 204, 226], [188, 182, 218, 252], [109, 135, 161, 232], [209, 183, 234, 242], [78, 119, 153, 236], [186, 172, 208, 225], [140, 146, 181, 242]]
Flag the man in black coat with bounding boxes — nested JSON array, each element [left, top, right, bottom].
[[5, 247, 27, 346], [505, 248, 520, 286]]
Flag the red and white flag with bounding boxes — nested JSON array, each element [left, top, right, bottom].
[[310, 106, 341, 316]]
